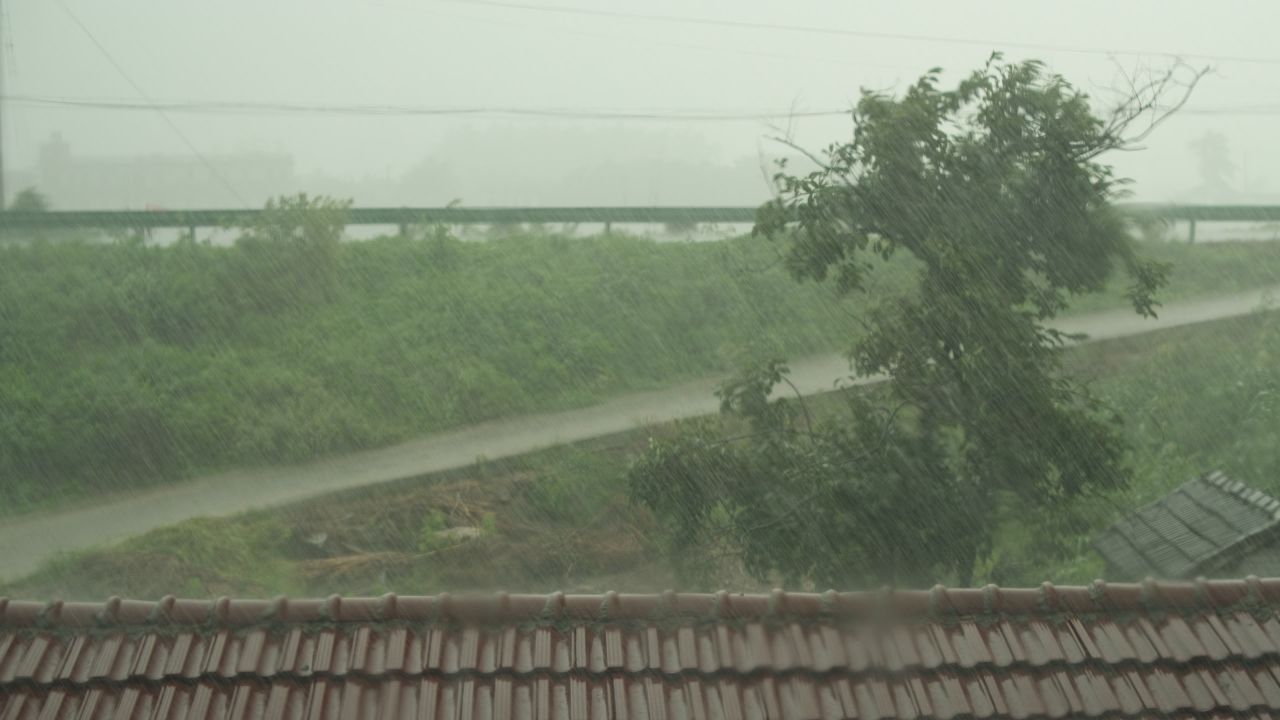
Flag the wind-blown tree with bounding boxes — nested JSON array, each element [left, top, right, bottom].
[[630, 57, 1204, 588]]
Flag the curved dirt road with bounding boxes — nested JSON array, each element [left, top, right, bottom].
[[1, 287, 1276, 580]]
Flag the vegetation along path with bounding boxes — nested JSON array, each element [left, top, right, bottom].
[[2, 287, 1276, 581]]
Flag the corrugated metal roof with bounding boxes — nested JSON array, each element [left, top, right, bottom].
[[5, 579, 1280, 719], [1093, 472, 1280, 580]]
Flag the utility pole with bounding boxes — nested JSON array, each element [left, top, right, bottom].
[[0, 0, 7, 209]]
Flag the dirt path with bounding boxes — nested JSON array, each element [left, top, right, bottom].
[[1, 287, 1276, 581]]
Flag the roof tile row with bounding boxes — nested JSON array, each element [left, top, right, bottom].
[[6, 664, 1280, 720], [4, 578, 1280, 630], [6, 581, 1280, 719], [4, 610, 1280, 685]]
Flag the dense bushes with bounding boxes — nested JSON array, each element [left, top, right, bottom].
[[11, 312, 1280, 597], [980, 311, 1280, 584], [0, 220, 873, 509], [3, 212, 1279, 513]]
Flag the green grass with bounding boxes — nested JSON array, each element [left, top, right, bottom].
[[13, 514, 304, 599], [990, 310, 1280, 585], [0, 230, 868, 512], [1, 440, 655, 598], [2, 229, 1278, 515], [1066, 240, 1280, 313], [7, 306, 1280, 599], [1106, 315, 1280, 500]]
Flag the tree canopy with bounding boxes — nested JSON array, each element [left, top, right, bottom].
[[629, 57, 1200, 588], [9, 188, 50, 212]]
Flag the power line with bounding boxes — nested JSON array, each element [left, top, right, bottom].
[[54, 1, 247, 207], [0, 0, 7, 207], [8, 95, 852, 122], [1178, 105, 1280, 116], [424, 0, 1280, 67], [17, 94, 1280, 120], [364, 0, 913, 73]]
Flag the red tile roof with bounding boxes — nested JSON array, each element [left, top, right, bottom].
[[4, 579, 1280, 719]]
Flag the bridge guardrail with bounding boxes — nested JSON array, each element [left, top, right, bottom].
[[0, 204, 1276, 238]]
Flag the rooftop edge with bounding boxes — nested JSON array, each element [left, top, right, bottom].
[[2, 577, 1278, 630]]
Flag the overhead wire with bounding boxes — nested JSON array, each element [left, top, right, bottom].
[[7, 94, 852, 121], [16, 94, 1280, 120], [1177, 105, 1280, 116], [362, 0, 915, 73], [423, 0, 1280, 67], [53, 0, 248, 207], [29, 2, 1271, 142]]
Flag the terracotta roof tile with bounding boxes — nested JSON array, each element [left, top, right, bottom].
[[5, 580, 1280, 718]]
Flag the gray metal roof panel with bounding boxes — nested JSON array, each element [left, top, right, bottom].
[[1094, 473, 1280, 580]]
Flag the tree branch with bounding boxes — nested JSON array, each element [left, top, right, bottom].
[[1084, 60, 1210, 159], [780, 375, 816, 435]]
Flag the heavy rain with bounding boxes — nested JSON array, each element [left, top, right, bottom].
[[3, 2, 1280, 716]]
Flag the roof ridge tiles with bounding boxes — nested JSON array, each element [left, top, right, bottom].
[[6, 578, 1280, 631], [1204, 470, 1280, 518]]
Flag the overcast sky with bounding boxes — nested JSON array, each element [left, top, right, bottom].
[[10, 0, 1280, 205]]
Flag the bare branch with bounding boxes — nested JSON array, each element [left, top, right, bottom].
[[780, 375, 816, 435], [1122, 66, 1206, 145], [766, 132, 831, 172], [1081, 60, 1210, 160], [754, 140, 781, 198]]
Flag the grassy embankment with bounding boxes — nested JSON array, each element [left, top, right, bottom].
[[3, 228, 1278, 516], [1, 230, 872, 513], [7, 302, 1279, 599]]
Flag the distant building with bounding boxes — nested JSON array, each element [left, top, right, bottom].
[[32, 132, 296, 210], [1093, 471, 1280, 579]]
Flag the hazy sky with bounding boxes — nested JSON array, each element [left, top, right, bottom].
[[10, 0, 1280, 204]]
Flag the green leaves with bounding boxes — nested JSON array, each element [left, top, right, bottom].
[[632, 58, 1172, 587], [715, 359, 796, 435]]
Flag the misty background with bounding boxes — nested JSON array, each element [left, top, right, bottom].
[[8, 0, 1280, 209]]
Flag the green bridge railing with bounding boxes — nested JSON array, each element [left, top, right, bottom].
[[0, 206, 759, 231], [0, 204, 1276, 240]]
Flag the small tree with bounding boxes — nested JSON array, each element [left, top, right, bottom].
[[9, 187, 50, 212], [235, 194, 351, 311], [630, 57, 1204, 588], [1189, 130, 1235, 194]]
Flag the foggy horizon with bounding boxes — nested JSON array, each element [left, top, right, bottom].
[[9, 0, 1280, 208]]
